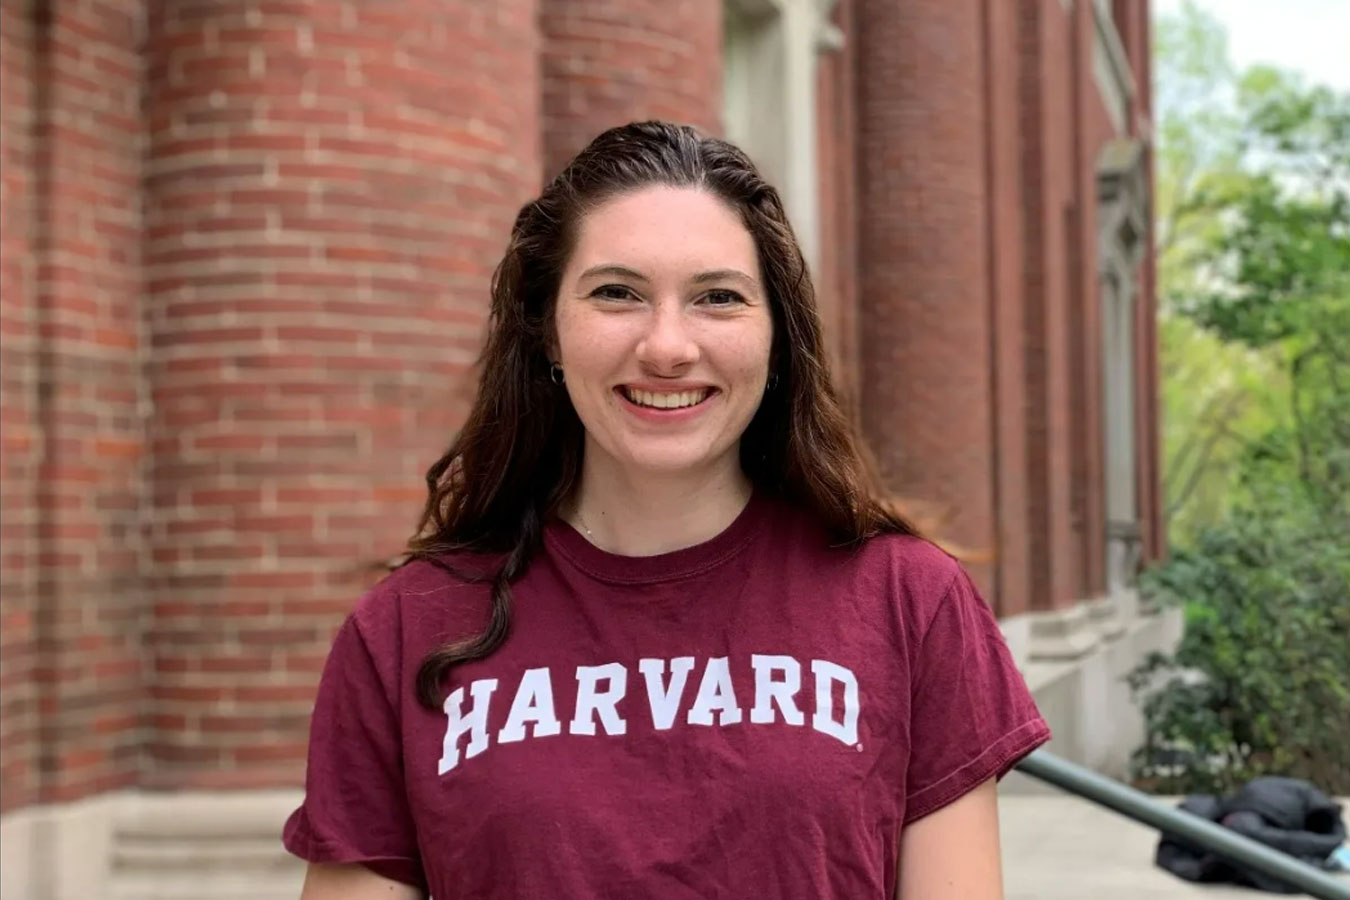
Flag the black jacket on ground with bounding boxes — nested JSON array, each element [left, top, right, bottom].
[[1156, 776, 1347, 893]]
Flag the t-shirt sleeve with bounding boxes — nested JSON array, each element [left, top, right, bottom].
[[903, 566, 1051, 825], [282, 613, 427, 891]]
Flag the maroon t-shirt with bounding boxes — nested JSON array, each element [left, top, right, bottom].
[[283, 492, 1049, 898]]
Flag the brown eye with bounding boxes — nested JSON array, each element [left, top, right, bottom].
[[702, 289, 745, 307], [591, 284, 637, 301]]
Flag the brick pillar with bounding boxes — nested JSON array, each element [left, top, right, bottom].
[[13, 0, 147, 806], [1017, 0, 1078, 612], [1132, 5, 1165, 563], [539, 0, 722, 179], [1072, 0, 1109, 601], [143, 0, 541, 790], [855, 0, 997, 595], [983, 0, 1031, 618], [816, 0, 861, 409], [0, 0, 40, 814]]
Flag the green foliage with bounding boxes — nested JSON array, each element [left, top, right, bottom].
[[1156, 6, 1350, 541], [1187, 68, 1350, 350], [1128, 504, 1350, 794], [1153, 2, 1273, 542], [1138, 4, 1350, 794], [1159, 314, 1286, 546]]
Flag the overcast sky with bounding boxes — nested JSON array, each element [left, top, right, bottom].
[[1153, 0, 1350, 90]]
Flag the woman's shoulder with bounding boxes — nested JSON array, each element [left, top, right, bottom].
[[781, 503, 963, 594], [859, 529, 964, 589], [767, 497, 968, 609]]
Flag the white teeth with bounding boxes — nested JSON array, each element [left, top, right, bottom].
[[625, 388, 709, 409]]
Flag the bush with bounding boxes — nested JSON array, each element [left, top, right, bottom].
[[1128, 495, 1350, 795]]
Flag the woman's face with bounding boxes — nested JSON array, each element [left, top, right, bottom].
[[553, 185, 774, 482]]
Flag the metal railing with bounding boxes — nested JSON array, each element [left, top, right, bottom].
[[1015, 750, 1350, 900]]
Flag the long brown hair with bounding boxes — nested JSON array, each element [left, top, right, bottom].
[[403, 121, 919, 709]]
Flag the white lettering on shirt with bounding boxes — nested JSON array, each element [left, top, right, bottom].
[[811, 659, 860, 746], [435, 655, 862, 775], [639, 657, 695, 731], [438, 677, 499, 775], [749, 654, 804, 727], [569, 662, 628, 736], [687, 656, 743, 726], [498, 667, 562, 744]]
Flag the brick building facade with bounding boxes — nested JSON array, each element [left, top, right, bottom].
[[0, 0, 1166, 895]]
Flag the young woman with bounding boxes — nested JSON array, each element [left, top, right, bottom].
[[284, 121, 1050, 899]]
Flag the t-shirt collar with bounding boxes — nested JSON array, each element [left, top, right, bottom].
[[543, 488, 770, 585]]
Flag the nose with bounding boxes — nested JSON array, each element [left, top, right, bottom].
[[635, 299, 700, 374]]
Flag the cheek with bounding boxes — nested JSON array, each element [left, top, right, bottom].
[[726, 322, 774, 381], [552, 301, 581, 360]]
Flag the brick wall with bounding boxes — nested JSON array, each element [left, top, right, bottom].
[[854, 0, 998, 597], [20, 0, 148, 807], [0, 0, 39, 815], [1017, 0, 1080, 612], [140, 0, 541, 791], [814, 0, 861, 410], [1073, 0, 1112, 601], [1126, 0, 1165, 562], [983, 0, 1032, 618], [539, 0, 722, 179]]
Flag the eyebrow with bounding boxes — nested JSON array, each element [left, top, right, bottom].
[[579, 264, 650, 283], [577, 264, 759, 290], [690, 268, 759, 289]]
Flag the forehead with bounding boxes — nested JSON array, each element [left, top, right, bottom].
[[568, 186, 759, 276]]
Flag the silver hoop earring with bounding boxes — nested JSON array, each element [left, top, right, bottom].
[[550, 363, 565, 385]]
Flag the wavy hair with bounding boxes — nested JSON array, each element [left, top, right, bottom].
[[401, 121, 920, 709]]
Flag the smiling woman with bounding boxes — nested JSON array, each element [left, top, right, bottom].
[[283, 121, 1049, 900], [553, 185, 774, 505]]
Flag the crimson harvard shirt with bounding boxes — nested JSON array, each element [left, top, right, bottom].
[[283, 491, 1050, 898]]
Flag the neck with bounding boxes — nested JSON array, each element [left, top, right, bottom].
[[567, 445, 754, 557]]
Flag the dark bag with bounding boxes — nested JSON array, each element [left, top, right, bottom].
[[1155, 776, 1347, 894]]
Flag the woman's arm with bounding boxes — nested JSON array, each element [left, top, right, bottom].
[[897, 777, 1004, 899], [299, 863, 426, 900]]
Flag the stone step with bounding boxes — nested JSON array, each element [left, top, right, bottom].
[[999, 793, 1350, 900]]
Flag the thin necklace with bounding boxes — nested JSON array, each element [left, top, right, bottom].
[[574, 507, 596, 539]]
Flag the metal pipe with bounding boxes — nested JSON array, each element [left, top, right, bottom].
[[1014, 750, 1350, 900]]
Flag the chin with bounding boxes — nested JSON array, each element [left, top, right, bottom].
[[613, 440, 728, 476], [621, 453, 718, 476]]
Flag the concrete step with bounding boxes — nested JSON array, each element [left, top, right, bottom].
[[999, 792, 1350, 900]]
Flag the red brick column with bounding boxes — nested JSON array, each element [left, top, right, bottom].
[[1073, 0, 1111, 601], [983, 0, 1032, 618], [1017, 0, 1078, 612], [4, 0, 148, 807], [1131, 4, 1165, 563], [143, 0, 541, 790], [539, 0, 722, 179], [816, 0, 862, 407], [0, 0, 41, 814], [854, 0, 998, 595]]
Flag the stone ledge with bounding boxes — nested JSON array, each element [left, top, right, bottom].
[[1007, 605, 1184, 794], [2, 790, 306, 900], [1027, 600, 1104, 662]]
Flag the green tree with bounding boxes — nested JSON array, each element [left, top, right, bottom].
[[1154, 3, 1350, 543], [1153, 2, 1286, 545], [1134, 17, 1350, 793], [1188, 67, 1350, 519]]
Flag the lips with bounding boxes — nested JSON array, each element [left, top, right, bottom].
[[619, 386, 715, 409]]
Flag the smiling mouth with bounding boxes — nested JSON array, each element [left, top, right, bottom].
[[619, 386, 715, 410]]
